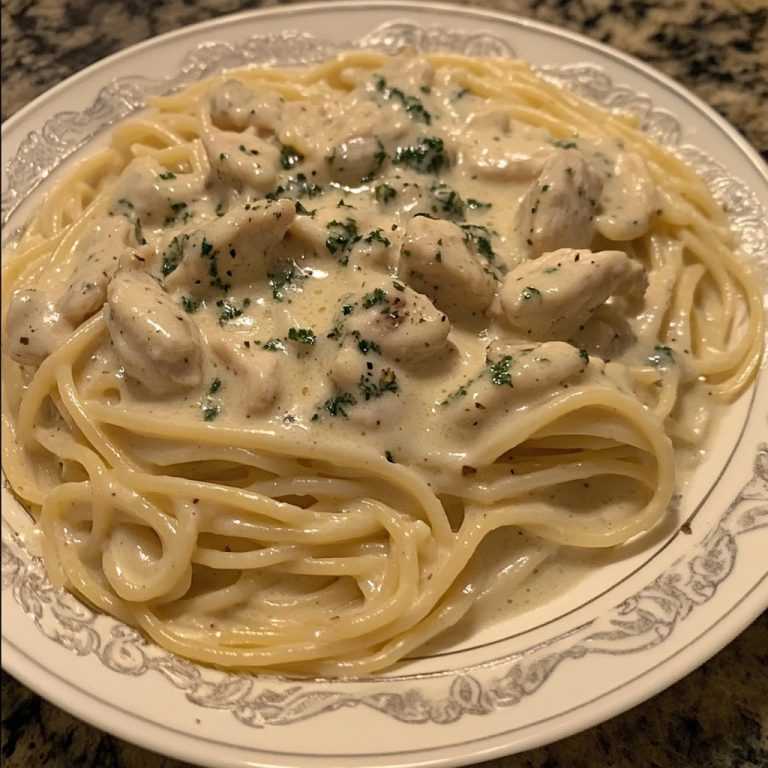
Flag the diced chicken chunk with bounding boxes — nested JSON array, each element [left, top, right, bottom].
[[4, 289, 72, 366], [58, 217, 130, 325], [328, 136, 385, 185], [109, 157, 203, 228], [515, 149, 603, 258], [203, 129, 280, 192], [329, 341, 368, 391], [597, 152, 657, 241], [444, 341, 586, 421], [402, 217, 495, 317], [209, 80, 283, 134], [210, 333, 279, 415], [499, 248, 647, 340], [105, 272, 202, 395], [344, 281, 451, 363], [162, 199, 295, 292]]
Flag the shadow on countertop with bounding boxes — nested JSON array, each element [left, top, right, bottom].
[[1, 0, 767, 159]]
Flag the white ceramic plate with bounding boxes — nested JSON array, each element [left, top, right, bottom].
[[2, 3, 767, 767]]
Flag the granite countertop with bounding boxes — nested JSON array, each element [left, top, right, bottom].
[[1, 1, 766, 766]]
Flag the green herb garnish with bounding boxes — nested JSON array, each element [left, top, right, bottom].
[[393, 137, 447, 174], [374, 76, 432, 124], [489, 356, 515, 386], [362, 287, 387, 309], [280, 144, 304, 169], [181, 295, 200, 313], [288, 327, 316, 345], [430, 183, 465, 220], [358, 368, 399, 401], [375, 184, 397, 204], [325, 219, 362, 265], [161, 235, 188, 277], [323, 392, 357, 417], [357, 338, 381, 355], [364, 228, 391, 247], [460, 224, 496, 261]]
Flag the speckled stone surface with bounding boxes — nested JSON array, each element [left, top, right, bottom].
[[1, 1, 767, 766]]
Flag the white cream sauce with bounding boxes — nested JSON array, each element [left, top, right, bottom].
[[6, 55, 708, 643]]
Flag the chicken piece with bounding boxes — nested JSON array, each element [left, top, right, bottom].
[[210, 333, 279, 415], [596, 152, 657, 241], [499, 248, 647, 341], [571, 305, 636, 360], [162, 199, 295, 292], [401, 217, 495, 317], [203, 129, 280, 192], [515, 149, 603, 258], [105, 272, 202, 395], [470, 148, 553, 182], [109, 156, 203, 228], [443, 341, 586, 420], [4, 289, 72, 366], [327, 136, 386, 186], [57, 217, 130, 325], [343, 281, 451, 364], [329, 340, 368, 391], [209, 80, 283, 134]]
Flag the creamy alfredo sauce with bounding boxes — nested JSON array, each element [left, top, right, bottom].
[[6, 55, 712, 641]]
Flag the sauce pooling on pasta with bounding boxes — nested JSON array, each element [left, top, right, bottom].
[[2, 53, 761, 676]]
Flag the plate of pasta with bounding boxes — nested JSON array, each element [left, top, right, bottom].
[[1, 2, 766, 767]]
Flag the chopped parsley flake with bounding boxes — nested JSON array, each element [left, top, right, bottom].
[[202, 402, 220, 421], [579, 348, 590, 364], [280, 144, 304, 169], [325, 219, 362, 265], [357, 338, 381, 355], [364, 228, 391, 247], [113, 198, 147, 245], [262, 338, 286, 352], [164, 201, 191, 226], [181, 295, 200, 313], [268, 263, 307, 302], [358, 368, 399, 400], [466, 198, 491, 211], [393, 137, 448, 174], [375, 183, 397, 204], [552, 139, 578, 149], [323, 392, 357, 417], [266, 173, 323, 200], [294, 200, 316, 216], [208, 378, 222, 394], [489, 356, 515, 386], [158, 171, 176, 180], [216, 298, 250, 325], [288, 327, 316, 345], [460, 224, 496, 261], [362, 287, 387, 309], [430, 183, 465, 220], [161, 234, 188, 277], [374, 76, 432, 124]]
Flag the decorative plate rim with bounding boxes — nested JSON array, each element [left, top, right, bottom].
[[2, 5, 767, 767]]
